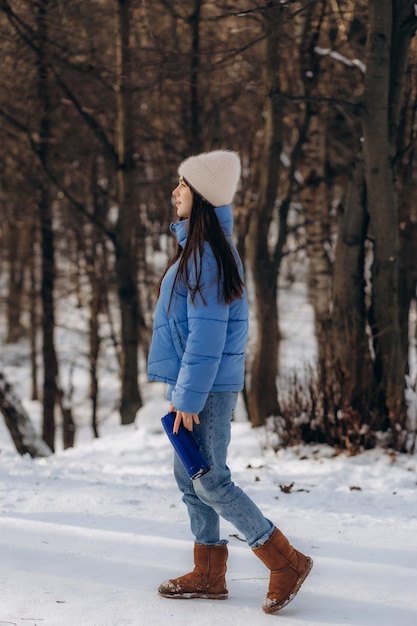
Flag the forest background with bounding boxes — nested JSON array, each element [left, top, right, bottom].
[[0, 0, 417, 457]]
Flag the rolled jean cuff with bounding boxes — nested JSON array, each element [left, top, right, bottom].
[[250, 523, 275, 549], [196, 539, 228, 546]]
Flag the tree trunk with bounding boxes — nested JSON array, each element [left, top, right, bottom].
[[297, 0, 347, 440], [362, 0, 407, 430], [189, 0, 203, 154], [29, 235, 39, 402], [247, 3, 283, 427], [39, 184, 57, 451], [299, 110, 334, 387], [397, 63, 417, 367], [87, 215, 103, 439], [36, 0, 58, 451], [114, 0, 142, 424], [89, 278, 101, 439], [392, 2, 417, 372], [6, 219, 28, 343], [389, 1, 417, 141], [332, 155, 373, 419]]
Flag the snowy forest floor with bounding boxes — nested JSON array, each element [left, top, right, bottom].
[[0, 389, 416, 626]]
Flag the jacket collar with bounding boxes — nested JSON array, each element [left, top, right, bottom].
[[170, 205, 233, 247]]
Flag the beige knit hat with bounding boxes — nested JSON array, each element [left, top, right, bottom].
[[178, 150, 241, 207]]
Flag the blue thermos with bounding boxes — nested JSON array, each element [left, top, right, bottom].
[[161, 411, 211, 480]]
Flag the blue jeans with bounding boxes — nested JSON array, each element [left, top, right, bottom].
[[173, 391, 274, 548]]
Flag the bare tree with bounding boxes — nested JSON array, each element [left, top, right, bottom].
[[35, 0, 60, 451], [246, 1, 288, 427], [114, 0, 142, 423], [361, 0, 416, 439]]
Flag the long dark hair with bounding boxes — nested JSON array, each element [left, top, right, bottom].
[[156, 180, 244, 306]]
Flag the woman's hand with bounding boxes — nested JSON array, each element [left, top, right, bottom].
[[170, 404, 200, 433]]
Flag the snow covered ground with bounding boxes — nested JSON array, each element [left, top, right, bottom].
[[0, 389, 416, 626], [0, 281, 416, 625]]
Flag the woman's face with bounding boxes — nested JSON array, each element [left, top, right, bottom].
[[172, 177, 193, 218]]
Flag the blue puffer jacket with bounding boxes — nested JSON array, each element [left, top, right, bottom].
[[147, 205, 249, 414]]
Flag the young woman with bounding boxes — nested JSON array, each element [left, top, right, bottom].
[[148, 150, 312, 614]]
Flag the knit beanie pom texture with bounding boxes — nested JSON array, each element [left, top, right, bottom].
[[178, 150, 241, 207]]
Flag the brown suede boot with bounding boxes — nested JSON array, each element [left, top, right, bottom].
[[253, 527, 313, 614], [158, 543, 228, 600]]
